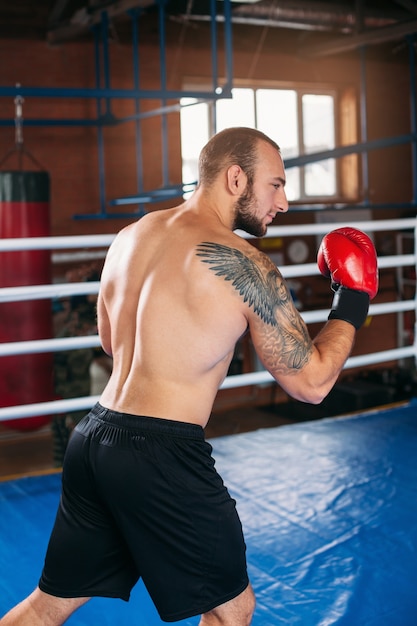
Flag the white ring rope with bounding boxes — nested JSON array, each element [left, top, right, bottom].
[[0, 344, 415, 421], [281, 254, 414, 279], [0, 234, 115, 251], [0, 281, 101, 303], [0, 256, 413, 304], [237, 217, 417, 238], [0, 300, 413, 357], [0, 217, 415, 422], [0, 335, 102, 357], [0, 218, 414, 253]]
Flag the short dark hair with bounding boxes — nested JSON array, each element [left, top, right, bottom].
[[198, 127, 281, 187]]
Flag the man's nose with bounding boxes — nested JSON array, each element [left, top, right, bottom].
[[276, 190, 289, 213]]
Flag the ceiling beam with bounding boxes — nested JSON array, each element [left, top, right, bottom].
[[47, 0, 155, 43], [48, 0, 75, 26], [303, 16, 417, 57], [393, 0, 417, 16]]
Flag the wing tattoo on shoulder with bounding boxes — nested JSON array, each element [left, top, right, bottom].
[[196, 241, 312, 372], [196, 241, 290, 326]]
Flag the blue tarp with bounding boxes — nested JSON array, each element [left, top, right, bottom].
[[1, 400, 417, 625]]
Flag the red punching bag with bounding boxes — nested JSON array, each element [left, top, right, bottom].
[[0, 171, 55, 431]]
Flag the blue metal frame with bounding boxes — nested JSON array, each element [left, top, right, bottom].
[[76, 0, 235, 218], [1, 1, 416, 216], [0, 0, 235, 219], [359, 46, 370, 207], [159, 0, 169, 190], [0, 86, 232, 100], [95, 19, 107, 218], [130, 7, 146, 217], [408, 35, 417, 206]]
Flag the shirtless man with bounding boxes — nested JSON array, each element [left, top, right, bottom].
[[1, 127, 378, 626]]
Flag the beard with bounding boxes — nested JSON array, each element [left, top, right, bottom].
[[232, 183, 266, 238]]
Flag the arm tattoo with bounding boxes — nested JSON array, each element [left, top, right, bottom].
[[196, 241, 312, 371]]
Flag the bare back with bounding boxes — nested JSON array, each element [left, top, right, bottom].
[[98, 204, 250, 426], [97, 135, 355, 426]]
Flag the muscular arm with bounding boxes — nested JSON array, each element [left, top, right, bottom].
[[196, 242, 355, 404]]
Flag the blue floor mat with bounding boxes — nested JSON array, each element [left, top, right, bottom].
[[1, 399, 417, 625]]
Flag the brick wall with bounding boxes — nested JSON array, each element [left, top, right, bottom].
[[0, 24, 412, 394]]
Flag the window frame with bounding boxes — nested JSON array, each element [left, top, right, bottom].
[[181, 79, 358, 205]]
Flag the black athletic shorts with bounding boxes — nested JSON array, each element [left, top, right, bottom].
[[39, 403, 249, 622]]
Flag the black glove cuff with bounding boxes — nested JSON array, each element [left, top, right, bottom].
[[328, 285, 370, 330]]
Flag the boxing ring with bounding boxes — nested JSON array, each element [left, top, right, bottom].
[[1, 217, 417, 624], [1, 400, 417, 625]]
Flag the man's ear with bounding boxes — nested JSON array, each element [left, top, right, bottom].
[[226, 164, 247, 196]]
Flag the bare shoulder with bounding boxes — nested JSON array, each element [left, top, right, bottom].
[[195, 235, 313, 373], [195, 236, 283, 322], [112, 211, 164, 242], [106, 211, 176, 266], [196, 232, 275, 265]]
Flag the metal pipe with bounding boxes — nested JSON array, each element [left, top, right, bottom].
[[158, 0, 169, 187], [408, 35, 417, 204], [284, 132, 417, 168], [94, 22, 107, 217], [0, 86, 230, 100], [210, 0, 219, 97], [130, 9, 145, 211], [101, 11, 112, 117], [222, 0, 234, 94], [359, 46, 369, 206], [0, 99, 228, 127]]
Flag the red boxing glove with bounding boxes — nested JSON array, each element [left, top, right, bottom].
[[317, 227, 378, 299], [317, 227, 379, 330]]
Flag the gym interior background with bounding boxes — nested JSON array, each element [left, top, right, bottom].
[[0, 0, 417, 475]]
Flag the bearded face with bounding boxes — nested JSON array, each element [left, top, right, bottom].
[[232, 180, 266, 238]]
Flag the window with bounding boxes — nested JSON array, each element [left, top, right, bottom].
[[180, 86, 338, 202]]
